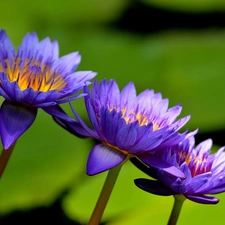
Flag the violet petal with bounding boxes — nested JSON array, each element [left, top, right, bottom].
[[134, 178, 173, 196], [185, 194, 219, 204], [139, 154, 185, 178], [86, 143, 126, 175], [0, 101, 37, 149]]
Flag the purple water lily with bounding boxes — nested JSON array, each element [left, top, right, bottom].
[[135, 135, 225, 204], [0, 30, 96, 149], [64, 79, 190, 175]]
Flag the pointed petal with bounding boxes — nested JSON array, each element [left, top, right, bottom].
[[107, 80, 121, 109], [87, 144, 126, 175], [139, 154, 185, 178], [34, 37, 57, 65], [207, 184, 225, 194], [186, 172, 212, 194], [185, 194, 219, 204], [69, 102, 98, 138], [0, 30, 15, 63], [0, 75, 13, 101], [116, 123, 137, 149], [52, 116, 92, 138], [130, 157, 155, 177], [120, 82, 136, 109], [134, 178, 173, 196], [42, 105, 75, 122], [0, 101, 37, 149], [157, 168, 186, 194], [154, 130, 188, 151], [58, 71, 97, 101], [84, 99, 105, 140], [195, 139, 212, 155], [52, 40, 59, 60], [67, 71, 97, 84], [179, 163, 192, 185], [135, 89, 154, 112], [52, 52, 81, 74], [129, 133, 163, 154], [51, 105, 93, 138], [170, 115, 191, 132], [185, 129, 198, 140], [18, 32, 39, 65], [154, 98, 169, 115], [164, 104, 182, 124], [170, 178, 186, 194], [100, 107, 121, 144]]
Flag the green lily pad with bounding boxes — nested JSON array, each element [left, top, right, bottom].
[[62, 161, 150, 223], [142, 0, 225, 12], [0, 0, 129, 40], [108, 193, 225, 225]]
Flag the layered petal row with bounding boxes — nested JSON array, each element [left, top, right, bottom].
[[59, 79, 190, 175]]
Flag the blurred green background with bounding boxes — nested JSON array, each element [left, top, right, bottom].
[[1, 0, 225, 224]]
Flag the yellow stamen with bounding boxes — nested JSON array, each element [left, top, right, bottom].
[[109, 107, 160, 130], [185, 154, 192, 164], [0, 56, 66, 92]]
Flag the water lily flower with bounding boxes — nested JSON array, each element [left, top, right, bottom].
[[135, 136, 225, 204], [0, 30, 96, 149], [61, 79, 190, 176]]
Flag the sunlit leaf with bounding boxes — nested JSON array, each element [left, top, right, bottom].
[[0, 0, 129, 38], [108, 193, 225, 225], [62, 161, 150, 223]]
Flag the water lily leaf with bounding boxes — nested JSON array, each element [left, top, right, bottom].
[[108, 193, 225, 225], [62, 161, 150, 223], [0, 0, 129, 38]]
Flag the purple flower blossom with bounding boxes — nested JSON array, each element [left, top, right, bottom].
[[0, 30, 96, 149], [65, 79, 190, 175], [135, 135, 225, 204]]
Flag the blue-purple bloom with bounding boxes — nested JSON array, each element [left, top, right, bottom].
[[66, 79, 191, 175], [0, 30, 96, 149], [135, 135, 225, 204]]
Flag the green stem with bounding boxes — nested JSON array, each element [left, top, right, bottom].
[[0, 143, 16, 178], [88, 164, 123, 225], [167, 195, 186, 225]]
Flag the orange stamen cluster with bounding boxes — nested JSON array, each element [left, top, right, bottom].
[[109, 107, 160, 131], [0, 56, 66, 92], [177, 149, 212, 177]]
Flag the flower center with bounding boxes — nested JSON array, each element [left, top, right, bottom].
[[0, 56, 66, 92], [190, 156, 212, 177], [177, 150, 212, 177], [109, 107, 160, 130]]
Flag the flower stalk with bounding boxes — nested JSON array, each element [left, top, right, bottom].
[[167, 195, 186, 225], [0, 142, 16, 178], [88, 164, 122, 225]]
